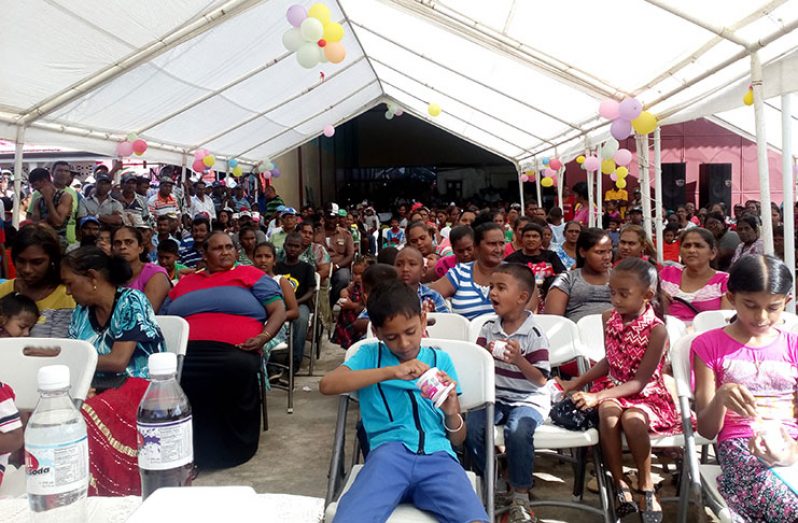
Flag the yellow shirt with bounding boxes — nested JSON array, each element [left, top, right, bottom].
[[0, 280, 75, 338], [604, 188, 628, 203]]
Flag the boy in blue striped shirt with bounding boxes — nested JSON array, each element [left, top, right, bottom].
[[466, 263, 551, 523], [394, 247, 450, 314]]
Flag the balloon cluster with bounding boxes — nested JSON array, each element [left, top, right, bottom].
[[116, 133, 148, 157], [192, 149, 216, 173], [283, 3, 346, 69], [539, 157, 561, 188], [743, 83, 754, 106], [385, 102, 404, 120], [579, 138, 634, 189], [228, 159, 244, 178], [599, 98, 657, 139], [256, 158, 281, 180]]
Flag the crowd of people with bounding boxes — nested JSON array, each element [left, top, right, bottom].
[[0, 160, 796, 523]]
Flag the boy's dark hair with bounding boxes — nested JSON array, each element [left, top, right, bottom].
[[285, 230, 303, 245], [157, 238, 180, 255], [728, 254, 793, 295], [512, 215, 531, 230], [521, 223, 545, 237], [608, 215, 622, 225], [575, 228, 610, 268], [449, 225, 474, 245], [494, 263, 535, 296], [362, 263, 398, 294], [156, 214, 172, 223], [547, 206, 563, 220], [472, 211, 498, 229], [28, 168, 51, 184], [376, 247, 399, 265], [0, 293, 39, 321], [664, 223, 680, 234], [192, 216, 211, 230], [613, 257, 667, 320], [367, 280, 421, 328]]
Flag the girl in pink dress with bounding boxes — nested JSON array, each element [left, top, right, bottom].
[[560, 257, 679, 522]]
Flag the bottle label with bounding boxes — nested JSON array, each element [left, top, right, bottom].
[[137, 416, 193, 471], [25, 436, 89, 496]]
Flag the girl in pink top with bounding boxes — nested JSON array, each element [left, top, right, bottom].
[[112, 226, 170, 313], [561, 258, 678, 521], [660, 228, 731, 323], [693, 255, 798, 522]]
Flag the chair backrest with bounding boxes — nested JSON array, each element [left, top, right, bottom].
[[692, 310, 735, 333], [0, 338, 98, 410], [665, 314, 688, 346], [575, 314, 606, 361], [531, 314, 583, 366], [669, 332, 700, 399], [345, 338, 495, 410], [155, 315, 189, 357], [468, 313, 496, 342], [424, 313, 470, 341]]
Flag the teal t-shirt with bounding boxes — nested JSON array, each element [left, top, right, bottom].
[[343, 342, 462, 458]]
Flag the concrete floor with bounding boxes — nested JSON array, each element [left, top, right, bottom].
[[193, 337, 714, 523]]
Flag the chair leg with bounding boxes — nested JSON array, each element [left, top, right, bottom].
[[572, 446, 587, 501], [258, 371, 268, 432], [325, 396, 350, 507], [288, 325, 294, 414], [484, 403, 495, 523], [593, 446, 616, 523]]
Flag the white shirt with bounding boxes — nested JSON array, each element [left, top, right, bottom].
[[190, 195, 216, 219]]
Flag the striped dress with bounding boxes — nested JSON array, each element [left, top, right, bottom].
[[445, 262, 495, 320]]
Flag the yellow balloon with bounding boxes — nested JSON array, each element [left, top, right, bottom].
[[743, 89, 754, 106], [631, 111, 658, 135], [307, 3, 331, 24], [428, 103, 442, 117], [232, 165, 243, 177], [541, 177, 554, 188], [601, 159, 616, 175], [323, 22, 344, 42], [203, 155, 215, 167], [615, 166, 629, 178], [616, 179, 627, 189], [576, 155, 586, 164]]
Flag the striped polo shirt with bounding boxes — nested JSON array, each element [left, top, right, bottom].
[[477, 312, 551, 416], [161, 265, 283, 346], [445, 262, 495, 320]]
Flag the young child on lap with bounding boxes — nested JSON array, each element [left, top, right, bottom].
[[320, 280, 488, 523]]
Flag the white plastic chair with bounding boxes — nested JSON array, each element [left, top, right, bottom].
[[575, 314, 606, 362], [325, 338, 496, 522], [692, 310, 736, 333], [468, 313, 496, 342], [155, 315, 189, 380], [0, 338, 98, 410], [305, 272, 322, 375], [424, 313, 470, 341], [698, 465, 734, 523]]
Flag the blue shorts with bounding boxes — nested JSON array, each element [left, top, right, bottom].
[[334, 442, 489, 523]]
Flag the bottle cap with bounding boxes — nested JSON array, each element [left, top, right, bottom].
[[148, 352, 177, 377], [37, 365, 71, 392]]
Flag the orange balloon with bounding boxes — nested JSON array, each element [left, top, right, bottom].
[[324, 42, 346, 64]]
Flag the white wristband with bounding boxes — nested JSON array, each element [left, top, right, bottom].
[[444, 413, 464, 433]]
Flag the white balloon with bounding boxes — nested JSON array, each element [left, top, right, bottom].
[[385, 111, 394, 120], [296, 43, 321, 68], [394, 108, 404, 117], [300, 17, 324, 42], [601, 138, 619, 159], [282, 28, 304, 52]]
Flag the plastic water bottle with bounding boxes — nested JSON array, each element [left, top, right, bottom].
[[137, 352, 193, 499], [25, 365, 88, 522]]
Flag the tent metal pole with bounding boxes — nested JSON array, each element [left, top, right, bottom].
[[752, 52, 775, 255], [587, 152, 595, 228], [535, 160, 543, 208], [12, 126, 25, 228], [517, 169, 525, 211], [557, 167, 564, 209], [596, 143, 603, 226], [653, 128, 664, 265], [637, 134, 654, 242], [782, 94, 795, 312]]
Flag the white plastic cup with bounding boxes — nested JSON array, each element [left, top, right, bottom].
[[416, 368, 454, 408], [754, 419, 789, 453], [489, 340, 507, 360]]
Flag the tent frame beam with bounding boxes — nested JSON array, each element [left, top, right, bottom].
[[17, 0, 262, 126]]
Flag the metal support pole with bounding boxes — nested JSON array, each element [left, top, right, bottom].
[[637, 134, 654, 242], [535, 161, 543, 208], [654, 127, 664, 265], [557, 167, 564, 208], [12, 126, 25, 228], [587, 167, 595, 228], [752, 52, 775, 255], [596, 144, 603, 227], [782, 94, 795, 312], [517, 168, 525, 211]]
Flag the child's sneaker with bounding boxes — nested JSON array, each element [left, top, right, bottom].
[[495, 489, 513, 508], [507, 497, 537, 523]]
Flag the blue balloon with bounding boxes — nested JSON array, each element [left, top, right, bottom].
[[542, 157, 550, 165], [229, 159, 238, 168]]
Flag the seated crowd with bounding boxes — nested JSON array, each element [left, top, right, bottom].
[[0, 162, 796, 523]]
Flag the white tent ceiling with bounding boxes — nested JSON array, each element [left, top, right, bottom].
[[2, 0, 798, 168]]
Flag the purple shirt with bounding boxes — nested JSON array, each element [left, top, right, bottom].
[[127, 263, 168, 292]]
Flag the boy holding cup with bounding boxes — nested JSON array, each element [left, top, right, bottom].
[[320, 280, 488, 523]]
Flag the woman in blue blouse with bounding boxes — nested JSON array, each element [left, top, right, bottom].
[[61, 246, 165, 497]]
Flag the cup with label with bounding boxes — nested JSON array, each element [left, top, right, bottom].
[[489, 340, 508, 360], [416, 367, 454, 408]]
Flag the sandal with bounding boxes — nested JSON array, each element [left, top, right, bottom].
[[639, 490, 663, 523], [614, 483, 638, 518]]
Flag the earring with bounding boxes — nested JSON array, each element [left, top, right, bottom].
[[93, 284, 97, 291]]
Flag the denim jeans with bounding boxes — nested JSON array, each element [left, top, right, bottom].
[[466, 402, 544, 489], [291, 303, 311, 371], [330, 267, 351, 306]]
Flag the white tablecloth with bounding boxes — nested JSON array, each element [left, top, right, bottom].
[[0, 488, 324, 522]]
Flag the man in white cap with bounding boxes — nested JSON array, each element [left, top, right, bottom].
[[268, 207, 299, 251]]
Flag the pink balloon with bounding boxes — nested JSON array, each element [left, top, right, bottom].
[[132, 139, 148, 156], [582, 156, 600, 172], [116, 141, 133, 157], [613, 148, 633, 166], [549, 158, 562, 170], [544, 168, 556, 177], [323, 124, 335, 138], [610, 119, 632, 140], [286, 4, 307, 27], [599, 99, 620, 120], [610, 172, 618, 181], [194, 148, 208, 160], [192, 159, 206, 172], [618, 98, 643, 121], [520, 175, 529, 183]]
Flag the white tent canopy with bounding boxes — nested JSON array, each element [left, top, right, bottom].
[[2, 0, 798, 167]]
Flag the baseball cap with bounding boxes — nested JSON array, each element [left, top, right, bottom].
[[629, 207, 643, 214], [121, 173, 137, 184], [239, 210, 252, 218], [158, 175, 174, 185], [96, 174, 112, 183], [325, 202, 340, 216], [281, 207, 298, 216], [338, 208, 347, 217], [79, 216, 100, 228]]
